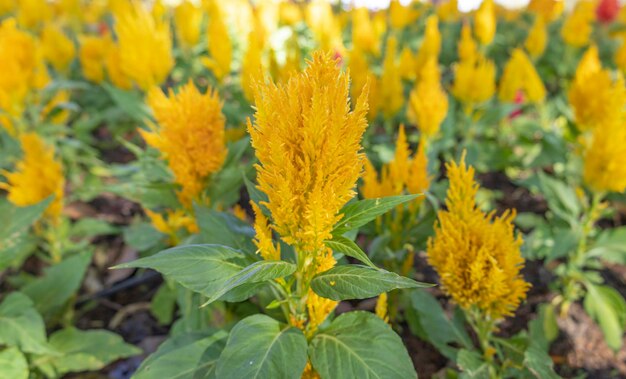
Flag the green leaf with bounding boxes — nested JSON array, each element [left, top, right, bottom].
[[311, 265, 432, 301], [0, 292, 51, 354], [405, 290, 472, 360], [41, 327, 140, 375], [102, 83, 150, 122], [584, 283, 626, 351], [202, 260, 296, 306], [70, 218, 118, 239], [194, 208, 255, 253], [151, 281, 178, 325], [325, 236, 376, 268], [456, 349, 489, 379], [0, 347, 28, 379], [332, 195, 419, 235], [216, 315, 307, 379], [134, 331, 228, 379], [243, 175, 269, 215], [309, 311, 416, 379], [123, 222, 165, 251], [523, 343, 561, 379], [22, 252, 92, 317], [114, 244, 248, 298], [588, 226, 626, 264]]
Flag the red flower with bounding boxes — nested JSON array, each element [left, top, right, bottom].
[[597, 0, 620, 23]]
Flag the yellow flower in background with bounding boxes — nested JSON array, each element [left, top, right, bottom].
[[561, 1, 594, 48], [106, 45, 132, 90], [241, 31, 263, 101], [427, 156, 529, 320], [0, 133, 64, 222], [452, 54, 496, 106], [0, 0, 15, 15], [525, 16, 547, 59], [415, 15, 441, 77], [17, 0, 51, 29], [203, 1, 232, 82], [458, 23, 477, 62], [437, 0, 459, 22], [375, 292, 389, 323], [151, 0, 166, 21], [498, 48, 546, 103], [527, 0, 563, 21], [408, 58, 448, 139], [616, 39, 626, 74], [278, 1, 303, 25], [79, 34, 110, 84], [380, 36, 404, 119], [306, 0, 343, 52], [398, 47, 416, 80], [569, 45, 626, 131], [583, 118, 626, 193], [174, 0, 203, 49], [141, 81, 227, 207], [248, 51, 368, 254], [41, 90, 71, 125], [406, 140, 430, 196], [115, 3, 173, 91], [389, 0, 419, 30], [281, 34, 301, 81], [352, 7, 379, 56], [145, 209, 198, 239], [41, 24, 75, 72], [474, 0, 496, 45]]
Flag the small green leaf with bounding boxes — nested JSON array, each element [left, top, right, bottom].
[[325, 235, 376, 268], [243, 175, 269, 215], [102, 83, 150, 121], [151, 282, 177, 325], [584, 283, 626, 351], [311, 265, 432, 301], [0, 292, 51, 354], [309, 311, 416, 379], [332, 195, 419, 235], [216, 315, 307, 379], [0, 198, 52, 267], [123, 222, 165, 251], [202, 260, 296, 306], [0, 347, 28, 379], [524, 343, 560, 379], [457, 349, 489, 378], [134, 331, 228, 379]]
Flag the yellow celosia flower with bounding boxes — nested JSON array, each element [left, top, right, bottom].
[[0, 0, 15, 16], [306, 0, 343, 52], [241, 31, 263, 101], [79, 34, 110, 84], [105, 45, 133, 90], [437, 0, 459, 22], [280, 34, 301, 82], [203, 1, 232, 82], [616, 39, 626, 75], [306, 249, 338, 335], [452, 54, 496, 106], [415, 15, 441, 77], [389, 0, 419, 30], [375, 292, 389, 323], [527, 0, 563, 21], [17, 0, 51, 29], [0, 133, 64, 222], [427, 156, 530, 319], [248, 51, 368, 254], [380, 36, 404, 119], [569, 45, 626, 131], [408, 58, 448, 139], [582, 118, 626, 193], [174, 0, 203, 49], [115, 3, 173, 91], [141, 81, 227, 207], [498, 49, 546, 104], [41, 24, 75, 72], [251, 202, 281, 261], [458, 22, 477, 62], [352, 7, 379, 56], [41, 90, 70, 125], [474, 0, 496, 45], [279, 1, 303, 25], [406, 140, 430, 197], [398, 47, 415, 81], [525, 16, 547, 59], [145, 209, 198, 239], [561, 1, 594, 48]]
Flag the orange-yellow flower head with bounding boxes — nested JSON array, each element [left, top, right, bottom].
[[203, 2, 232, 82], [115, 3, 173, 90], [41, 24, 75, 72], [569, 45, 626, 131], [525, 16, 547, 58], [0, 133, 64, 222], [408, 58, 448, 139], [389, 0, 419, 29], [141, 81, 227, 208], [248, 51, 369, 253], [174, 0, 203, 49], [79, 34, 110, 84], [427, 156, 529, 320], [241, 31, 263, 102], [380, 36, 403, 119], [437, 0, 459, 22], [458, 22, 477, 62], [561, 1, 594, 48], [498, 49, 546, 103], [105, 44, 133, 90], [474, 0, 496, 45], [415, 15, 441, 76], [582, 118, 626, 194], [352, 7, 379, 56], [527, 0, 563, 21], [452, 54, 496, 106]]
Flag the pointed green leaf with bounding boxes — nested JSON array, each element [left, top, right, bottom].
[[309, 311, 416, 379], [0, 292, 51, 354], [524, 343, 560, 379], [216, 315, 307, 379], [0, 347, 28, 379], [311, 265, 432, 301], [332, 195, 419, 235], [584, 283, 626, 351], [325, 236, 376, 268]]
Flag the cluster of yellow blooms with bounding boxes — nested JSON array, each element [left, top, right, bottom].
[[498, 48, 546, 104], [561, 1, 596, 48], [427, 156, 530, 320]]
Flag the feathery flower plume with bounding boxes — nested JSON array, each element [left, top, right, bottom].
[[79, 34, 110, 84], [561, 1, 595, 48], [498, 49, 546, 104], [141, 81, 227, 207], [203, 1, 232, 82], [174, 0, 203, 49], [408, 58, 448, 139], [0, 133, 64, 222], [389, 0, 419, 29], [241, 31, 263, 101], [41, 24, 75, 72], [527, 0, 563, 21], [415, 15, 441, 77], [474, 0, 496, 45], [398, 47, 416, 81], [437, 0, 460, 22], [380, 36, 403, 119], [352, 7, 379, 56], [525, 16, 547, 58], [582, 118, 626, 193], [17, 0, 51, 29], [452, 54, 496, 107], [458, 22, 477, 62], [106, 45, 133, 90], [427, 155, 529, 319], [115, 2, 173, 91]]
